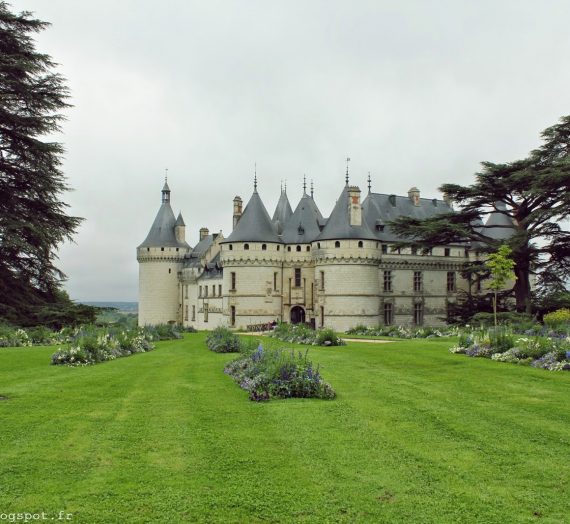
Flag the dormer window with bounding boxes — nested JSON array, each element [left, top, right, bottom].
[[298, 225, 305, 235]]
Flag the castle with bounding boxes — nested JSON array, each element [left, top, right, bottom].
[[137, 172, 512, 331]]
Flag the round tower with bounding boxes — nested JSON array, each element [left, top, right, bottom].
[[137, 181, 191, 326]]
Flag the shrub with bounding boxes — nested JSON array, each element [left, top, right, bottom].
[[543, 309, 570, 329], [316, 328, 343, 346], [488, 328, 515, 353], [206, 326, 241, 353], [224, 344, 336, 402]]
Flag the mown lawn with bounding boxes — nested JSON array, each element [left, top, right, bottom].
[[1, 333, 569, 523]]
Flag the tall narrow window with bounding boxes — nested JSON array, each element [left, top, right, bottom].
[[212, 285, 215, 297], [320, 306, 324, 327], [383, 270, 392, 292], [184, 305, 188, 321], [296, 245, 301, 252], [185, 285, 188, 299], [218, 284, 222, 296], [476, 279, 482, 293], [204, 286, 208, 297], [192, 305, 196, 321], [413, 271, 422, 292], [382, 244, 388, 254], [320, 271, 325, 291], [273, 272, 278, 291], [199, 285, 202, 297], [230, 306, 236, 327], [444, 248, 450, 257], [414, 302, 423, 325], [294, 268, 301, 287], [383, 303, 393, 325], [204, 303, 209, 322], [231, 272, 236, 290], [447, 271, 456, 292]]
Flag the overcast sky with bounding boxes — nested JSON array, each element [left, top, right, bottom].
[[10, 0, 570, 301]]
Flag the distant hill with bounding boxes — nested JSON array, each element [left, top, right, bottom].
[[81, 302, 138, 313]]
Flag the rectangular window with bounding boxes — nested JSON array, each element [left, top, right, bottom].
[[192, 305, 196, 321], [231, 272, 236, 290], [382, 244, 388, 254], [230, 306, 236, 327], [184, 285, 188, 299], [273, 272, 278, 291], [320, 306, 324, 328], [212, 285, 215, 297], [204, 286, 208, 297], [294, 268, 301, 287], [218, 284, 222, 296], [413, 271, 422, 292], [383, 270, 392, 292], [447, 271, 456, 292], [444, 248, 450, 257], [204, 303, 209, 322], [320, 271, 325, 291], [414, 302, 423, 326], [184, 305, 188, 321], [199, 285, 202, 297], [383, 303, 393, 325]]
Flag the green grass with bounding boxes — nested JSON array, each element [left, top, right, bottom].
[[1, 334, 569, 523]]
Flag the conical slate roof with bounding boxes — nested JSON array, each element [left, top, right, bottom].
[[272, 190, 293, 235], [138, 202, 190, 248], [317, 186, 377, 241], [223, 190, 281, 243], [482, 201, 516, 240], [282, 192, 323, 243], [138, 185, 189, 248], [175, 212, 185, 226]]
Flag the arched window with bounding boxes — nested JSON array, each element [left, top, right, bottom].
[[244, 244, 249, 250], [277, 245, 280, 251], [317, 243, 321, 249], [287, 246, 291, 252], [229, 244, 233, 251], [335, 241, 340, 248], [358, 241, 363, 248], [262, 244, 267, 251], [306, 246, 310, 252], [296, 245, 301, 252]]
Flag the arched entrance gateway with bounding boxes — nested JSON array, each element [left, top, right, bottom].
[[290, 306, 306, 324]]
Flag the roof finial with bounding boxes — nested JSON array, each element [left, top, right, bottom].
[[280, 179, 283, 193], [367, 172, 372, 193], [254, 162, 257, 192], [165, 167, 168, 183], [345, 157, 350, 185], [303, 174, 307, 194], [310, 179, 314, 199], [284, 180, 287, 193]]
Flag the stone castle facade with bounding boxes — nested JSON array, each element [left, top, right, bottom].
[[137, 175, 511, 331]]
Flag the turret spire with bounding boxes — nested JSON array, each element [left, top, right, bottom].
[[253, 162, 258, 192], [310, 179, 314, 199], [161, 172, 171, 204], [345, 157, 350, 185], [367, 172, 372, 193], [303, 174, 307, 194]]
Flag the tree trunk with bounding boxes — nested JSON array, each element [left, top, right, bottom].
[[513, 263, 532, 314]]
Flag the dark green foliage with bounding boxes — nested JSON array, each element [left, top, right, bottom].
[[206, 326, 241, 353], [0, 3, 83, 326], [471, 312, 536, 329], [389, 116, 570, 314], [270, 323, 346, 346]]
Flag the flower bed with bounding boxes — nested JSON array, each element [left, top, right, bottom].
[[450, 328, 570, 372], [50, 325, 182, 366], [224, 344, 336, 401], [206, 327, 241, 353], [346, 324, 458, 339], [268, 324, 345, 346]]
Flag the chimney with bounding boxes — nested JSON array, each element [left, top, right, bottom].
[[199, 227, 209, 241], [233, 196, 243, 229], [347, 186, 362, 226], [408, 187, 420, 206]]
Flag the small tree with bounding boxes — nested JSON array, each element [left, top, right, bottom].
[[485, 245, 516, 327]]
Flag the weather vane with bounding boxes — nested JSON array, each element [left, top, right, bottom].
[[345, 157, 351, 185]]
